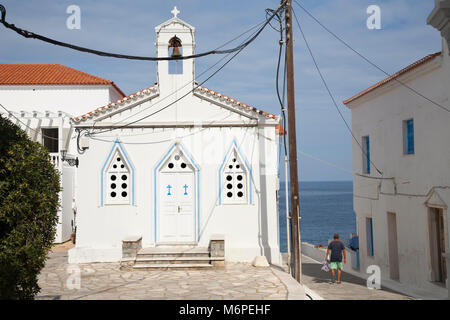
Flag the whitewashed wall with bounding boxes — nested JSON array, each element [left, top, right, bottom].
[[347, 40, 450, 293], [0, 84, 122, 116], [69, 123, 281, 264]]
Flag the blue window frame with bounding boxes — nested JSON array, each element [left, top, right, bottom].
[[362, 136, 370, 174], [404, 119, 414, 155], [366, 217, 374, 257]]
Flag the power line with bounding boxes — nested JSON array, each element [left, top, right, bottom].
[[87, 4, 287, 136], [291, 8, 383, 176], [293, 0, 450, 114], [0, 3, 286, 62], [89, 18, 269, 133], [88, 42, 249, 136]]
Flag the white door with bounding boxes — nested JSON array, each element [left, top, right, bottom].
[[159, 171, 196, 243]]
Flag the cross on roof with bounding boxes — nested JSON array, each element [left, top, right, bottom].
[[171, 6, 180, 18]]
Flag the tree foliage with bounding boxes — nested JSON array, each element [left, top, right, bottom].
[[0, 115, 60, 299]]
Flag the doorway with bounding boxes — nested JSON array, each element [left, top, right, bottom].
[[156, 147, 197, 244], [387, 212, 400, 280], [428, 208, 447, 284]]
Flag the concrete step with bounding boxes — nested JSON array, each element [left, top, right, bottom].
[[135, 256, 224, 264], [137, 252, 210, 259], [133, 263, 214, 270], [137, 247, 210, 259]]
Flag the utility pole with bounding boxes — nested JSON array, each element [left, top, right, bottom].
[[284, 0, 302, 283]]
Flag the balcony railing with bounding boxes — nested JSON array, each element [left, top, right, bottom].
[[49, 152, 60, 168]]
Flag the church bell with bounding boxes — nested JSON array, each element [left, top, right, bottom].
[[169, 35, 182, 59], [171, 46, 182, 58]]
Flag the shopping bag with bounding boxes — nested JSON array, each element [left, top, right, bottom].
[[321, 260, 330, 272]]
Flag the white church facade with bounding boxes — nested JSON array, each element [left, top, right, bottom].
[[68, 11, 283, 265]]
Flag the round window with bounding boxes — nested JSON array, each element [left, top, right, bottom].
[[117, 157, 121, 162], [181, 163, 187, 169], [111, 192, 117, 198], [174, 155, 180, 161], [111, 183, 116, 189], [237, 192, 243, 198], [121, 175, 127, 181], [237, 183, 243, 189], [122, 191, 127, 197], [227, 192, 233, 198], [237, 175, 243, 181], [122, 183, 127, 189], [227, 183, 232, 189], [111, 175, 117, 181], [168, 163, 174, 169], [226, 175, 232, 181]]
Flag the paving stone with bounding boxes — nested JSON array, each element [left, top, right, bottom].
[[37, 251, 290, 300]]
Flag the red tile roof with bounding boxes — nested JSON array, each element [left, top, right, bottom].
[[343, 52, 442, 105], [73, 84, 159, 122], [73, 84, 279, 123], [195, 86, 278, 120], [276, 123, 286, 135], [0, 63, 125, 97]]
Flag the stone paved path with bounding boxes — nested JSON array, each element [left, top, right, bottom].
[[37, 251, 289, 300], [301, 255, 414, 300]]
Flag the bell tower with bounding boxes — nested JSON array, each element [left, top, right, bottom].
[[155, 7, 196, 96]]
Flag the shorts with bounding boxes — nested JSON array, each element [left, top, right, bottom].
[[329, 262, 343, 270]]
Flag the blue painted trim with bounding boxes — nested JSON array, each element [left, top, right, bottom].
[[100, 139, 135, 206], [219, 139, 253, 205], [178, 143, 201, 242], [153, 143, 176, 243], [117, 141, 135, 206]]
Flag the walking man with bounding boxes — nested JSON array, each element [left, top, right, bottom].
[[325, 233, 346, 284]]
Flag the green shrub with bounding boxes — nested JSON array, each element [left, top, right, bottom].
[[0, 115, 60, 299]]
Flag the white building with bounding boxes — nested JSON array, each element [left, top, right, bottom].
[[68, 10, 283, 266], [343, 0, 450, 298], [0, 63, 125, 243]]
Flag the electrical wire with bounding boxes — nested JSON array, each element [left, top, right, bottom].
[[292, 7, 383, 176], [87, 5, 286, 136], [89, 18, 269, 133], [293, 0, 450, 114], [88, 44, 247, 136], [0, 3, 286, 62]]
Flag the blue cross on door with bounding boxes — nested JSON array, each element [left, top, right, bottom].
[[183, 184, 188, 195], [167, 185, 172, 196]]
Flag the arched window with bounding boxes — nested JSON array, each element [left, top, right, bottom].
[[168, 35, 183, 74], [101, 140, 134, 206], [220, 144, 251, 205]]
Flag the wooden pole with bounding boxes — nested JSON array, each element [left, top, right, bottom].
[[284, 0, 302, 283], [284, 155, 291, 274]]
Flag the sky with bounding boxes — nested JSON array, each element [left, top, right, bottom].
[[0, 0, 442, 181]]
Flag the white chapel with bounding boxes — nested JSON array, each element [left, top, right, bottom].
[[68, 8, 283, 266]]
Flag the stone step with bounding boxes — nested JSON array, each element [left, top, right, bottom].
[[137, 247, 210, 258], [135, 256, 224, 264], [137, 252, 210, 259], [133, 263, 214, 270]]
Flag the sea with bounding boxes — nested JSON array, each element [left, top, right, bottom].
[[278, 181, 356, 252]]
